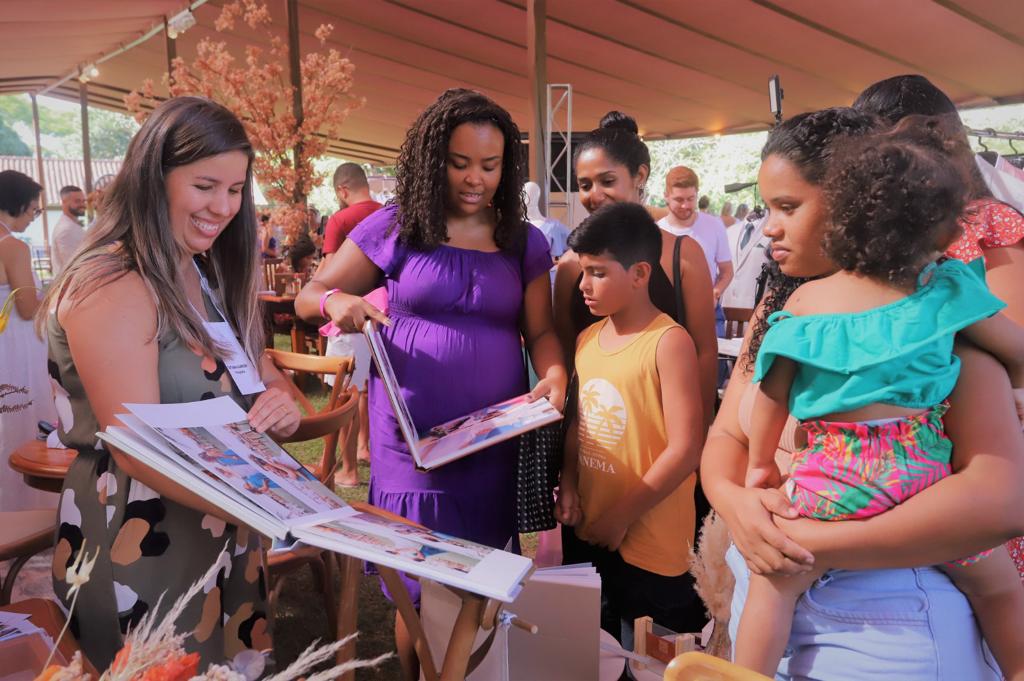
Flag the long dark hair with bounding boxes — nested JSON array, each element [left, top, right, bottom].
[[743, 108, 878, 371], [391, 88, 526, 250], [40, 96, 263, 363]]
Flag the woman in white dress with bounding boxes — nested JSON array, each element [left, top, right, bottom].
[[0, 170, 57, 511]]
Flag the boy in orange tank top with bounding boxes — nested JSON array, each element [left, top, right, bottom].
[[556, 202, 708, 646]]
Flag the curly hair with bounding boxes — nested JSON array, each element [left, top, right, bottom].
[[853, 76, 990, 203], [823, 116, 968, 288], [743, 260, 812, 373], [742, 107, 878, 372], [391, 88, 526, 250], [760, 108, 880, 184]]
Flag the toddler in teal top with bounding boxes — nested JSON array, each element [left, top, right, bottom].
[[735, 119, 1024, 677]]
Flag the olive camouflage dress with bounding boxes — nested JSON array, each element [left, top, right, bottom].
[[47, 284, 272, 670]]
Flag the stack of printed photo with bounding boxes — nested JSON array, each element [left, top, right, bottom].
[[98, 395, 534, 602]]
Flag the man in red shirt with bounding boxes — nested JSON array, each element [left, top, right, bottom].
[[322, 163, 382, 486], [322, 163, 382, 262]]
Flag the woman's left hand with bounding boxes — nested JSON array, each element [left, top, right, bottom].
[[248, 386, 301, 439], [529, 375, 568, 412]]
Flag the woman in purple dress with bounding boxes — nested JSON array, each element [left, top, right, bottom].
[[297, 89, 567, 678]]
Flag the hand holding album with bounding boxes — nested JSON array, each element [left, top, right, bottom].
[[98, 395, 533, 602], [362, 320, 563, 471]]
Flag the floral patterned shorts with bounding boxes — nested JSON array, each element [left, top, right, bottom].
[[787, 402, 989, 567]]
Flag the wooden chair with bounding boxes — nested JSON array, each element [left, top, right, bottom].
[[722, 307, 754, 340], [264, 349, 359, 637], [665, 651, 772, 680], [262, 262, 274, 292], [266, 348, 357, 482], [717, 307, 754, 403], [0, 509, 58, 605]]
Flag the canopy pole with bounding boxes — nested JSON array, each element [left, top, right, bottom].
[[164, 16, 177, 86], [79, 79, 93, 225], [527, 0, 547, 211], [286, 0, 306, 207], [30, 94, 49, 253]]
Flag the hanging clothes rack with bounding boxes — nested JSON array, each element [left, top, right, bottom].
[[965, 127, 1024, 142], [965, 128, 1024, 169]]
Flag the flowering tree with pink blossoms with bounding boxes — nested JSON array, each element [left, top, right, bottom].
[[126, 0, 363, 240]]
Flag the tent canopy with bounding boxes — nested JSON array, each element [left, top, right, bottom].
[[3, 0, 1024, 164]]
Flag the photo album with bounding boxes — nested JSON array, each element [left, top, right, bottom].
[[362, 320, 562, 471], [98, 396, 533, 602]]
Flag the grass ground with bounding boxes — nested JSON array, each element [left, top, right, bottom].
[[271, 336, 538, 679]]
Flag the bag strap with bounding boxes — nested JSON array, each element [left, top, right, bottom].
[[516, 232, 534, 386], [672, 234, 686, 325]]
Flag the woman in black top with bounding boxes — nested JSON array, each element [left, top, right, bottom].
[[554, 112, 718, 427]]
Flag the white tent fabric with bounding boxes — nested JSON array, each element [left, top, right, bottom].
[[3, 1, 1024, 164]]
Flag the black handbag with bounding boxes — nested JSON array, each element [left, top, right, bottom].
[[513, 227, 573, 533], [515, 419, 562, 533], [515, 369, 574, 533]]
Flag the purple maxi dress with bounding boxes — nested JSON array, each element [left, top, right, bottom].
[[349, 205, 553, 602]]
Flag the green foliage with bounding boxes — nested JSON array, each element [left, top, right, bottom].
[[0, 119, 31, 155], [0, 94, 138, 159], [88, 108, 139, 158], [646, 131, 767, 213], [0, 94, 78, 137]]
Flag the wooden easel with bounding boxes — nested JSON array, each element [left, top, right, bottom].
[[332, 502, 532, 681]]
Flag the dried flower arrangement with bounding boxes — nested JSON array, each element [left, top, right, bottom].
[[35, 543, 390, 680], [125, 0, 364, 241], [689, 511, 735, 660]]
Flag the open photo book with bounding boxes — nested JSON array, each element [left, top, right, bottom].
[[362, 320, 563, 471], [97, 396, 533, 602]]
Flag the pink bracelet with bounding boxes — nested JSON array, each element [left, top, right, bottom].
[[319, 288, 340, 318]]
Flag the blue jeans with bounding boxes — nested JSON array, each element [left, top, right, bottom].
[[726, 545, 1001, 680]]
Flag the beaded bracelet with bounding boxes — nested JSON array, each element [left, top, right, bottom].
[[319, 288, 340, 318]]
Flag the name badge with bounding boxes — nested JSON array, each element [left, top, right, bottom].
[[204, 321, 266, 395]]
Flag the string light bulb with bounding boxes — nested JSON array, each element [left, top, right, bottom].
[[78, 64, 99, 82], [167, 9, 196, 39]]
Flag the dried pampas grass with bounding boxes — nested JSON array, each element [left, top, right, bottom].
[[40, 542, 391, 681], [689, 511, 735, 660]]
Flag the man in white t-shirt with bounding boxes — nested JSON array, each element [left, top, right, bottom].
[[656, 166, 733, 336], [50, 185, 87, 275]]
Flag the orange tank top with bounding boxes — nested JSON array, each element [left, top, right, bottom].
[[574, 313, 696, 576]]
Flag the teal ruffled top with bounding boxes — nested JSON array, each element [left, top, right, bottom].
[[753, 259, 1005, 419]]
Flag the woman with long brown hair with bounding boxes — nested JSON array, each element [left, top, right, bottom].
[[41, 97, 300, 669], [554, 112, 718, 425]]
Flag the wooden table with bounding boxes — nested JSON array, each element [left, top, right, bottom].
[[1, 598, 98, 677], [259, 292, 323, 355], [9, 440, 77, 494]]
